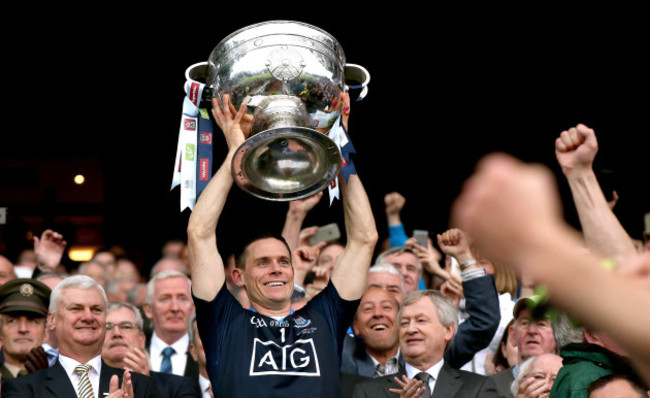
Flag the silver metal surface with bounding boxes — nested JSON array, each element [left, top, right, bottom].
[[205, 20, 367, 201]]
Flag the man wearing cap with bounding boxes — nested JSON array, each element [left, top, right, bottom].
[[490, 295, 558, 398], [2, 275, 161, 397], [0, 278, 51, 379]]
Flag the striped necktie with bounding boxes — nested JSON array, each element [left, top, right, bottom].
[[74, 364, 95, 398]]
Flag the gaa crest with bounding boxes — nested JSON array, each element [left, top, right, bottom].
[[266, 46, 305, 82]]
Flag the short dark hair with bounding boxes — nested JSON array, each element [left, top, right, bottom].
[[587, 374, 646, 397], [235, 232, 292, 270]]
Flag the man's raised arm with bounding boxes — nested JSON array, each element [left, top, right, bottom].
[[555, 124, 637, 264], [187, 95, 247, 301], [329, 95, 378, 301]]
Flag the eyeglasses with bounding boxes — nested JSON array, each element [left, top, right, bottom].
[[515, 318, 551, 330], [105, 322, 139, 332]]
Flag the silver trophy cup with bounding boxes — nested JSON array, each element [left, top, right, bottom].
[[188, 20, 369, 201]]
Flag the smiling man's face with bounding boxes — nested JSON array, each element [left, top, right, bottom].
[[235, 238, 295, 311], [398, 296, 454, 369], [51, 287, 106, 355], [353, 288, 399, 357]]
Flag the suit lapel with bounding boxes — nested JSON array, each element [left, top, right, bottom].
[[98, 361, 123, 396], [184, 351, 199, 379], [431, 363, 462, 397], [45, 362, 78, 398], [358, 352, 376, 377], [384, 368, 407, 396]]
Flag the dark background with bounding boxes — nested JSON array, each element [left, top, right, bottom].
[[2, 6, 648, 273]]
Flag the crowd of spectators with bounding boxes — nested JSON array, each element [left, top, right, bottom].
[[0, 102, 648, 398]]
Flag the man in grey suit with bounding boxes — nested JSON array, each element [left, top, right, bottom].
[[352, 290, 497, 397], [1, 275, 160, 397]]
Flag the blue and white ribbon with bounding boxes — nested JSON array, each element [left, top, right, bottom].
[[171, 63, 213, 212]]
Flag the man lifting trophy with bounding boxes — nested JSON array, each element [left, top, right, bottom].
[[185, 20, 378, 398]]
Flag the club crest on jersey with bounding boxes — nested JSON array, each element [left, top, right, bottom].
[[250, 338, 320, 376], [293, 316, 311, 328]]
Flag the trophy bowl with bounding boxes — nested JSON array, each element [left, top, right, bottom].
[[205, 20, 369, 201]]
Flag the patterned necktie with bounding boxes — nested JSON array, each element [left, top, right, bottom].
[[414, 372, 431, 398], [374, 357, 399, 377], [160, 346, 176, 373], [74, 364, 95, 398]]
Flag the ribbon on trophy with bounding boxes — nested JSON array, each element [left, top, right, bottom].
[[326, 114, 357, 205], [171, 63, 213, 212]]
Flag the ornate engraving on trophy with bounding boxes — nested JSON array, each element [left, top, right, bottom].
[[266, 46, 305, 82]]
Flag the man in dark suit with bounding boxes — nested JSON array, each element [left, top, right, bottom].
[[352, 290, 497, 397], [103, 301, 200, 397], [143, 270, 198, 380], [1, 275, 160, 397], [342, 256, 501, 379]]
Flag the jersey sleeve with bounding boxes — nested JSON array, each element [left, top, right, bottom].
[[192, 283, 241, 366]]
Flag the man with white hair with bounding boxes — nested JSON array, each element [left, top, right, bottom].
[[2, 275, 160, 397], [366, 263, 407, 304], [352, 290, 497, 397], [143, 270, 197, 380], [510, 353, 563, 398]]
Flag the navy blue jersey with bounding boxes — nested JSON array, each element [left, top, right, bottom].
[[193, 281, 359, 398]]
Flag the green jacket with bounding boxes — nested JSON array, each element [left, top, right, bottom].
[[549, 343, 635, 398]]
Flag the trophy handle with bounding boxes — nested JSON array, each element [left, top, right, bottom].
[[184, 62, 213, 103], [344, 63, 371, 101]]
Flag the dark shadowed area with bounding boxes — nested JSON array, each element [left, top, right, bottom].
[[1, 6, 647, 273]]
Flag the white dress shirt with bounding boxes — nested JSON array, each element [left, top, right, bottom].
[[58, 354, 102, 398], [405, 359, 445, 394], [149, 331, 190, 376], [199, 374, 213, 398]]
